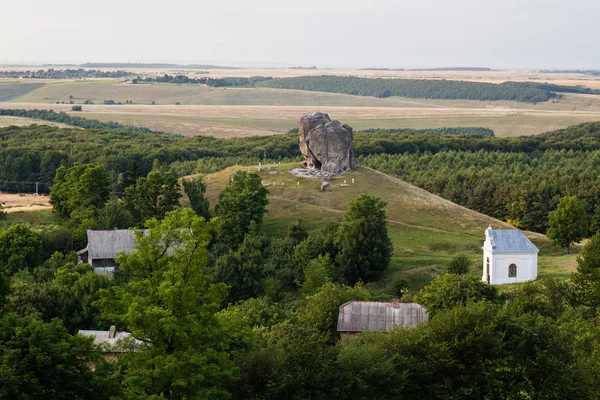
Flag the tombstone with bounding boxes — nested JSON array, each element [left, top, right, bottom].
[[352, 178, 355, 184], [321, 182, 331, 192], [344, 180, 347, 184], [297, 181, 300, 186]]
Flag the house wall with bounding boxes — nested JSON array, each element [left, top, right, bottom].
[[485, 252, 537, 285]]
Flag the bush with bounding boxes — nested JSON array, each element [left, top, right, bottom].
[[71, 105, 82, 112], [447, 254, 472, 275]]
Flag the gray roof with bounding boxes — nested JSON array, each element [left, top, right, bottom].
[[85, 229, 147, 260], [78, 329, 142, 352], [337, 301, 428, 332], [487, 228, 539, 254]]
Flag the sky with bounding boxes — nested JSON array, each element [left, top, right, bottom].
[[1, 0, 598, 70]]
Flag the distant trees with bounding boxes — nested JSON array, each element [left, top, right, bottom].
[[256, 76, 558, 103], [0, 68, 130, 79], [50, 163, 110, 219], [547, 196, 589, 253], [359, 127, 495, 136], [136, 74, 273, 87], [0, 109, 167, 135], [335, 194, 392, 284]]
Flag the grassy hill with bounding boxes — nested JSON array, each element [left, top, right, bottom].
[[196, 163, 577, 294]]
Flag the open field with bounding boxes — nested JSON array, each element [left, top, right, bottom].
[[0, 193, 52, 213], [3, 99, 600, 137], [2, 71, 600, 137], [198, 163, 577, 293], [0, 115, 74, 129], [3, 65, 600, 87]]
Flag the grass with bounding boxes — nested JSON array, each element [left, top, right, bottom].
[[0, 115, 74, 129], [0, 82, 46, 102], [199, 163, 578, 294], [0, 210, 57, 229]]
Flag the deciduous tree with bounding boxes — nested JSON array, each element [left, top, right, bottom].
[[182, 176, 210, 220], [50, 163, 110, 219], [96, 209, 236, 398], [334, 194, 392, 284], [0, 224, 43, 275], [547, 196, 589, 253], [215, 171, 268, 249], [124, 170, 182, 224]]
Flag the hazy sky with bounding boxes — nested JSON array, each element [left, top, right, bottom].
[[1, 0, 598, 69]]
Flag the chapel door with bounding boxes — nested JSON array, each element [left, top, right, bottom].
[[485, 258, 490, 284]]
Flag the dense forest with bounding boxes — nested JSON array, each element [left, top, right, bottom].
[[1, 118, 600, 231], [3, 122, 600, 233], [0, 68, 132, 79], [359, 122, 600, 233], [256, 76, 558, 102]]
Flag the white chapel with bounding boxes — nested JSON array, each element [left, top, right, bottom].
[[482, 225, 539, 285]]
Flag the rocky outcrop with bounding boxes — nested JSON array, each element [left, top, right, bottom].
[[298, 112, 358, 175]]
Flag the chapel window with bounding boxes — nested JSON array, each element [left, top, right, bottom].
[[508, 263, 517, 278]]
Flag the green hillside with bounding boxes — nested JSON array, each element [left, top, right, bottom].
[[199, 163, 576, 293]]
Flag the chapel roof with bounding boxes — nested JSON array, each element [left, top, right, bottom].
[[485, 226, 539, 254]]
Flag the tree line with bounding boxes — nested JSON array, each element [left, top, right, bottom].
[[0, 109, 174, 135], [0, 68, 132, 79], [81, 62, 240, 69], [358, 127, 495, 136], [133, 74, 273, 87], [255, 75, 559, 102]]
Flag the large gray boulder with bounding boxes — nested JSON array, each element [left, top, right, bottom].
[[298, 112, 358, 175]]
